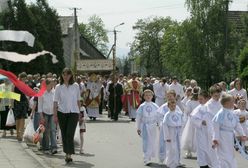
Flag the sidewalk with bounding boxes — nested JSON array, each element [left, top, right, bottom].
[[0, 135, 50, 168]]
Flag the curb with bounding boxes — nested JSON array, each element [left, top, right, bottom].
[[21, 142, 52, 168]]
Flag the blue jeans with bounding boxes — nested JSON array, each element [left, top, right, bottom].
[[33, 112, 40, 131], [42, 113, 57, 151]]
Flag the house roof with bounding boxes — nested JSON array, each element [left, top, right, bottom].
[[59, 16, 107, 60], [80, 35, 106, 59]]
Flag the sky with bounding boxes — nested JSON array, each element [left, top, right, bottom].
[[25, 0, 248, 58]]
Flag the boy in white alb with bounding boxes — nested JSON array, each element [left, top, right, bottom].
[[163, 99, 184, 168], [205, 86, 222, 120], [191, 91, 219, 168], [157, 90, 181, 164], [234, 99, 248, 150], [212, 93, 246, 168], [136, 89, 159, 165]]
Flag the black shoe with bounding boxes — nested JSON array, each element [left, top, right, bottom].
[[65, 157, 73, 163], [131, 118, 135, 122], [93, 117, 96, 121], [51, 150, 57, 155]]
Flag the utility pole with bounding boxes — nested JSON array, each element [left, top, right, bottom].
[[70, 7, 81, 75], [112, 22, 124, 116], [113, 29, 117, 78]]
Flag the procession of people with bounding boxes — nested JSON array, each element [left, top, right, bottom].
[[0, 69, 248, 167]]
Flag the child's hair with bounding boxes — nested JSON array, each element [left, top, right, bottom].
[[220, 93, 233, 106], [167, 90, 176, 98], [186, 87, 192, 93], [184, 79, 190, 85], [191, 87, 200, 100], [143, 89, 154, 96], [234, 78, 243, 88], [199, 90, 209, 99], [209, 85, 221, 95], [45, 78, 53, 85]]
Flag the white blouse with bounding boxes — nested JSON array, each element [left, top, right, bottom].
[[54, 83, 80, 113]]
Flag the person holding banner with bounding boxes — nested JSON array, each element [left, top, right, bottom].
[[0, 79, 15, 137]]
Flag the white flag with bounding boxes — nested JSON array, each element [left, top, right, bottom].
[[0, 30, 35, 47], [0, 51, 58, 63]]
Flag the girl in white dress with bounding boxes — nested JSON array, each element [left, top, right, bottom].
[[182, 87, 200, 158], [79, 101, 87, 154]]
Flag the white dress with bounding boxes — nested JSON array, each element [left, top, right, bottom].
[[181, 96, 190, 112], [205, 98, 222, 120], [163, 110, 183, 168], [212, 108, 245, 168], [157, 103, 183, 162], [136, 102, 159, 162], [79, 106, 87, 131], [181, 100, 199, 152], [153, 82, 168, 107], [191, 105, 220, 167]]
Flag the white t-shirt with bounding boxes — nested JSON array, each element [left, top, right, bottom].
[[38, 90, 54, 115]]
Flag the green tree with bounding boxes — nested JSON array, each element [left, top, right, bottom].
[[0, 0, 65, 74], [129, 16, 175, 76], [79, 15, 109, 55], [184, 0, 230, 86], [238, 43, 248, 81]]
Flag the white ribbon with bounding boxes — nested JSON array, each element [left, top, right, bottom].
[[0, 51, 58, 64], [0, 30, 35, 47]]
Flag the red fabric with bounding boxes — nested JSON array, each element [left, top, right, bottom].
[[121, 91, 140, 109], [0, 69, 46, 97]]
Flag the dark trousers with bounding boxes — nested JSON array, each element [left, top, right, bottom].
[[57, 112, 78, 154], [200, 166, 209, 168]]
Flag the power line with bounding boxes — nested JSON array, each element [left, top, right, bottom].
[[76, 3, 184, 17]]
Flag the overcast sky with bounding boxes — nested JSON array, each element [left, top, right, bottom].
[[26, 0, 248, 58]]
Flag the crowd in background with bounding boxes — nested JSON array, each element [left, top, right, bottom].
[[0, 70, 248, 166]]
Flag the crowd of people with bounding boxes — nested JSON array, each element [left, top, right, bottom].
[[0, 69, 248, 167]]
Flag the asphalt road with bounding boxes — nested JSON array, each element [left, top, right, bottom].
[[29, 112, 248, 168]]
